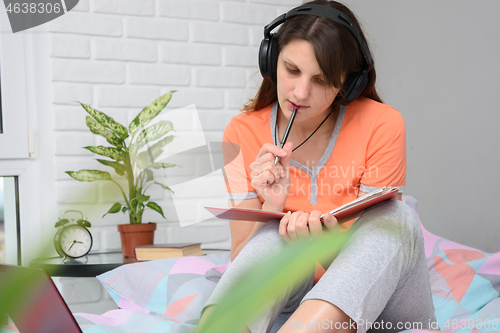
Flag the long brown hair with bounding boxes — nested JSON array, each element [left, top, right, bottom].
[[243, 0, 382, 112]]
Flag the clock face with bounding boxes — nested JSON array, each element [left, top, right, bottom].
[[58, 225, 93, 258]]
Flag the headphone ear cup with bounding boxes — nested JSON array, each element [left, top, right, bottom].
[[259, 36, 279, 83], [341, 70, 369, 105], [259, 37, 271, 81], [267, 37, 279, 83]]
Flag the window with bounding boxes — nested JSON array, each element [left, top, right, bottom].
[[0, 69, 3, 134], [0, 178, 4, 262], [0, 3, 32, 265], [0, 176, 20, 264], [0, 7, 29, 158]]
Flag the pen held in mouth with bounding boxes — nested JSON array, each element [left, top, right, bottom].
[[288, 100, 302, 111], [274, 107, 297, 165]]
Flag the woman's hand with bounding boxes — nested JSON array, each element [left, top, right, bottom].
[[279, 210, 340, 243], [249, 142, 293, 211]]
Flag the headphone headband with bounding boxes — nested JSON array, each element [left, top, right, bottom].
[[263, 4, 373, 70], [259, 3, 373, 105]]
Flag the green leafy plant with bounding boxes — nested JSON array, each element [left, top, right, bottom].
[[66, 91, 178, 224]]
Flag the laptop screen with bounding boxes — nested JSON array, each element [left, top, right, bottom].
[[0, 264, 82, 333]]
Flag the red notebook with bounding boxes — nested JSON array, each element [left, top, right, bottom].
[[204, 187, 399, 223]]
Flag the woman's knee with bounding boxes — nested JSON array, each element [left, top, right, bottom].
[[236, 219, 285, 260], [248, 219, 284, 245], [356, 199, 420, 236], [353, 199, 424, 265]]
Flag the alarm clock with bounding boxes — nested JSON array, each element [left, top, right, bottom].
[[54, 210, 93, 260]]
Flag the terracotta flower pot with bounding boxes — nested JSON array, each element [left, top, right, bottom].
[[117, 223, 157, 258]]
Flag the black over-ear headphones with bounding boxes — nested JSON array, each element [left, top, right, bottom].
[[259, 4, 374, 105]]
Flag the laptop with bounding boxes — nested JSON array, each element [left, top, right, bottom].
[[0, 263, 82, 333]]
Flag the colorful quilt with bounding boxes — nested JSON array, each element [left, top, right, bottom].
[[416, 210, 500, 332]]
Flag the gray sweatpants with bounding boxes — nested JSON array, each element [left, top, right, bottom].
[[203, 200, 437, 333]]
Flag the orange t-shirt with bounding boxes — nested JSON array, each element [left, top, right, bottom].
[[222, 97, 406, 213]]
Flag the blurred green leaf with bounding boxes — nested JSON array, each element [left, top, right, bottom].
[[79, 102, 129, 139], [0, 242, 61, 319], [199, 230, 350, 333], [0, 267, 46, 321], [129, 91, 175, 137], [66, 170, 112, 182]]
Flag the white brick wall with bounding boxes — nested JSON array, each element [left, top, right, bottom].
[[51, 35, 90, 59], [96, 86, 160, 107], [159, 0, 220, 21], [47, 0, 292, 311], [49, 12, 122, 36], [93, 0, 155, 16], [221, 3, 278, 25], [191, 22, 248, 44], [52, 60, 125, 83], [124, 19, 189, 41], [93, 39, 157, 62], [160, 43, 221, 65]]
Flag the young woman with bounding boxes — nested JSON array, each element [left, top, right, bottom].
[[198, 1, 436, 332]]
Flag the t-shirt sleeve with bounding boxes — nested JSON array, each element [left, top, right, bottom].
[[359, 107, 406, 193], [222, 119, 259, 200]]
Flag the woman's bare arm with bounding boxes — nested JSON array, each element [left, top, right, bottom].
[[228, 198, 286, 261], [229, 198, 264, 261]]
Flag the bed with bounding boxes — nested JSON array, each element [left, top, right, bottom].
[[6, 196, 500, 332]]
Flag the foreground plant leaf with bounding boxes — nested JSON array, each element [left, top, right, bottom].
[[199, 230, 350, 333], [0, 243, 59, 321]]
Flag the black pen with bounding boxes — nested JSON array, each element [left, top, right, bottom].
[[274, 107, 297, 165]]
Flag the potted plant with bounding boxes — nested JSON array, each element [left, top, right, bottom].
[[66, 91, 178, 258]]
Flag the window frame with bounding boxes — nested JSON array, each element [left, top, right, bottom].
[[0, 7, 30, 159]]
